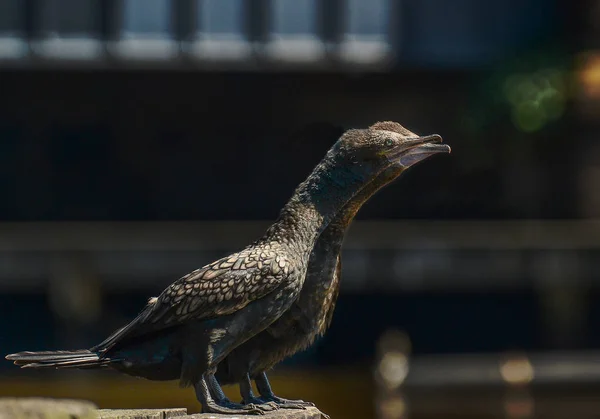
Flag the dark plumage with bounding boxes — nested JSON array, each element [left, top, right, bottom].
[[6, 123, 445, 415], [215, 122, 450, 410]]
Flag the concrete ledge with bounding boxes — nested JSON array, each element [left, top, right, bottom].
[[0, 398, 97, 419], [98, 408, 187, 419], [99, 407, 324, 419], [0, 399, 325, 419]]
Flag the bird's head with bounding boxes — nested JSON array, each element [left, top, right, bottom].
[[331, 121, 449, 175], [369, 121, 451, 170]]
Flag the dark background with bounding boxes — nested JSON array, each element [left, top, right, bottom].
[[2, 0, 600, 418]]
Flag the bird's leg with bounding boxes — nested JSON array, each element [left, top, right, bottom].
[[194, 373, 264, 415], [240, 373, 280, 411], [207, 375, 246, 409], [254, 371, 320, 411]]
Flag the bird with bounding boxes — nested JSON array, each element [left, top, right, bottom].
[[215, 122, 450, 411], [6, 122, 445, 415]]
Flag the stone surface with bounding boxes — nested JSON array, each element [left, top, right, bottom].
[[98, 407, 325, 419], [0, 397, 98, 419], [0, 399, 325, 419], [182, 407, 324, 419], [98, 408, 187, 419]]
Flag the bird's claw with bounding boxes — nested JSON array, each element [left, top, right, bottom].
[[203, 400, 265, 415], [264, 398, 328, 419], [242, 398, 280, 412], [244, 403, 267, 415], [279, 403, 308, 410], [260, 395, 316, 410]]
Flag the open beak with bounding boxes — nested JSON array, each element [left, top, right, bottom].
[[396, 140, 451, 167], [386, 134, 448, 163]]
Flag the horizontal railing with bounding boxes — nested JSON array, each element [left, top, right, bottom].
[[4, 219, 600, 251], [0, 220, 599, 291], [403, 350, 600, 387]]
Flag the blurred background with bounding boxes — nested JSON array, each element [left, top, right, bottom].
[[1, 0, 600, 418]]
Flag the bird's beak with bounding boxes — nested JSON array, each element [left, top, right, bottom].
[[409, 134, 443, 145], [386, 134, 448, 164], [396, 140, 451, 168]]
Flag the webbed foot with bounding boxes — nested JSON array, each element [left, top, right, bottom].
[[262, 397, 328, 419], [253, 372, 326, 417], [242, 397, 280, 412], [203, 398, 265, 415], [261, 395, 316, 410]]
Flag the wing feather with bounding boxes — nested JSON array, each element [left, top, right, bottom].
[[93, 246, 291, 354]]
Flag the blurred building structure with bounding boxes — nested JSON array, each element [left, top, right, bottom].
[[0, 0, 554, 69]]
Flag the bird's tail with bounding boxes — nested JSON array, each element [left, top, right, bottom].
[[5, 349, 111, 369]]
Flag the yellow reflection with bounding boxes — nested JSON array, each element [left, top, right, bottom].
[[579, 53, 600, 98], [503, 389, 534, 419], [499, 355, 534, 385], [375, 330, 411, 391], [378, 394, 408, 419], [378, 352, 409, 390]]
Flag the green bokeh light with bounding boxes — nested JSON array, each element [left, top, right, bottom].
[[503, 67, 566, 132], [512, 100, 546, 132]]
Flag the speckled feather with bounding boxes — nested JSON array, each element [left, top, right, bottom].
[[92, 244, 293, 354], [160, 245, 291, 322]]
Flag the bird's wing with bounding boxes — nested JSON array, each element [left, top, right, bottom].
[[94, 247, 292, 354]]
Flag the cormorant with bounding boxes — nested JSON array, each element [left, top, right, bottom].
[[216, 122, 450, 411], [6, 123, 444, 415]]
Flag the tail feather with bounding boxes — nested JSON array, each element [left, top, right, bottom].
[[5, 349, 110, 369]]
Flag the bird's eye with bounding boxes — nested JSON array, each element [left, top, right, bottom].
[[385, 138, 394, 147]]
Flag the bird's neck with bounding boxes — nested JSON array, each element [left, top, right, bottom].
[[290, 166, 406, 335], [299, 165, 405, 288], [262, 151, 370, 256], [322, 166, 405, 242]]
